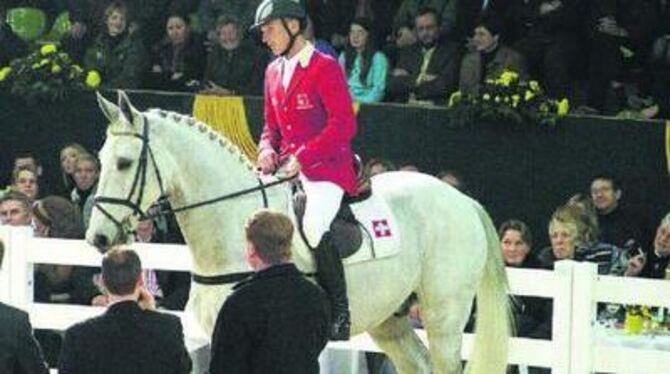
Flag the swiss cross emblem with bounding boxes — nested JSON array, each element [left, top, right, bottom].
[[296, 93, 313, 110], [372, 219, 392, 238]]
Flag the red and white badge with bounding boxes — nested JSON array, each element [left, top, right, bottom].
[[372, 219, 392, 238]]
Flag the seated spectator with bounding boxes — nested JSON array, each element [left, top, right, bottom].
[[198, 0, 262, 42], [148, 12, 207, 92], [590, 174, 651, 250], [436, 169, 467, 193], [70, 154, 99, 228], [339, 18, 388, 103], [0, 239, 49, 374], [498, 220, 548, 342], [650, 11, 670, 118], [386, 7, 461, 105], [0, 191, 32, 226], [641, 212, 670, 278], [538, 204, 641, 276], [508, 0, 579, 99], [392, 0, 456, 47], [399, 164, 419, 172], [201, 15, 268, 96], [59, 248, 192, 374], [13, 152, 43, 179], [58, 143, 90, 197], [92, 214, 191, 311], [31, 195, 100, 367], [11, 167, 39, 201], [587, 0, 660, 114], [304, 16, 337, 59], [459, 17, 526, 95], [364, 157, 396, 177], [31, 196, 100, 305], [84, 1, 149, 89], [0, 5, 28, 66], [61, 0, 114, 62]]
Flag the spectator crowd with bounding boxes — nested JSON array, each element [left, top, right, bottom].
[[1, 0, 670, 373], [1, 0, 669, 117]]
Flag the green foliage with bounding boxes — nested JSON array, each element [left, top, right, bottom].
[[447, 70, 569, 128], [0, 44, 100, 102]]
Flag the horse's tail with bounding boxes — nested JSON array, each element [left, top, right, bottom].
[[466, 202, 513, 374]]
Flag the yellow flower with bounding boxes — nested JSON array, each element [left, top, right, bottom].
[[72, 65, 83, 73], [39, 59, 49, 67], [448, 91, 462, 108], [498, 70, 518, 86], [483, 93, 491, 101], [86, 70, 101, 88], [0, 66, 11, 81], [51, 64, 62, 74], [494, 96, 501, 103], [529, 80, 540, 92], [557, 98, 570, 116], [524, 90, 535, 102], [512, 94, 520, 108], [40, 44, 57, 56]]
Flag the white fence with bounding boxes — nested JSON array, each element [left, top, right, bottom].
[[1, 225, 670, 373]]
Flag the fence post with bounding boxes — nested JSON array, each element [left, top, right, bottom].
[[569, 262, 597, 374], [553, 261, 575, 374], [8, 226, 33, 311]]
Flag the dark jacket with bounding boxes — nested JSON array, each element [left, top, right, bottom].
[[0, 303, 48, 374], [59, 301, 191, 374], [84, 31, 149, 89], [642, 250, 670, 279], [209, 263, 330, 374], [459, 44, 526, 95], [508, 255, 550, 338], [508, 0, 579, 42], [149, 33, 207, 91], [0, 22, 27, 66], [386, 40, 461, 104], [204, 41, 268, 96]]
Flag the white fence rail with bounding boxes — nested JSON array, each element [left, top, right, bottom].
[[1, 226, 670, 373]]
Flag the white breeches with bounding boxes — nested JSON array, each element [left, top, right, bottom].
[[299, 173, 344, 248]]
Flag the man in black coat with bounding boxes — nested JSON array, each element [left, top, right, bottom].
[[386, 7, 461, 105], [0, 240, 49, 374], [209, 210, 330, 374], [58, 248, 191, 374]]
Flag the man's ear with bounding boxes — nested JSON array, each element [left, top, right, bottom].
[[136, 273, 145, 289], [614, 189, 622, 201]]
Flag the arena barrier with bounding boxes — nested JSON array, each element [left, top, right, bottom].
[[1, 225, 669, 374]]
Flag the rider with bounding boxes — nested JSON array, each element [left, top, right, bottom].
[[251, 0, 358, 340]]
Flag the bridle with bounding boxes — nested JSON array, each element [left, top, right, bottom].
[[93, 115, 167, 243], [93, 114, 295, 285]]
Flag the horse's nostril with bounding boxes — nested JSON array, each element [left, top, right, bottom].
[[93, 234, 109, 249]]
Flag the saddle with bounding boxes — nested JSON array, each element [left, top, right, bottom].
[[292, 182, 372, 258]]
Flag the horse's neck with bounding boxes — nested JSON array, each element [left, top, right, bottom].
[[153, 113, 287, 275]]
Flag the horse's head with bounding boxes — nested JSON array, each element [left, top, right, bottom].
[[86, 91, 168, 253]]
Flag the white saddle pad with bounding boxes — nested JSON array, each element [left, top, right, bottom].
[[343, 192, 401, 265]]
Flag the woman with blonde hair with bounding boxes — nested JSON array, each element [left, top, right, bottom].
[[59, 143, 90, 196]]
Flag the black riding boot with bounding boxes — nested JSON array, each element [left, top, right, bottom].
[[314, 231, 350, 341]]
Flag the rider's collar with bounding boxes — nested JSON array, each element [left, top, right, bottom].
[[282, 41, 314, 69]]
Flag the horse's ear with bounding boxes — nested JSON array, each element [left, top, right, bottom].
[[117, 90, 140, 127], [97, 92, 120, 123]]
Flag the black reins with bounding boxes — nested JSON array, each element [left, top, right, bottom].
[[93, 115, 295, 286]]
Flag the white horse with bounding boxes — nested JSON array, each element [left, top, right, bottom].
[[86, 91, 512, 374]]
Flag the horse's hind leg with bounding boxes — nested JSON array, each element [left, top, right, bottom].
[[420, 289, 476, 374], [368, 315, 431, 374]]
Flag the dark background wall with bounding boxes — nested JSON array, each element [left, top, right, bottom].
[[1, 90, 667, 249]]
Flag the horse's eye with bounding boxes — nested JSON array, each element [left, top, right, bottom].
[[117, 158, 133, 171]]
